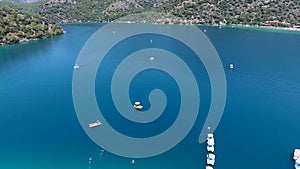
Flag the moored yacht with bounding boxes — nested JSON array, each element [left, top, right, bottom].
[[207, 133, 215, 153], [207, 133, 214, 140], [207, 153, 215, 165], [294, 149, 300, 160], [207, 144, 214, 152], [207, 138, 215, 146]]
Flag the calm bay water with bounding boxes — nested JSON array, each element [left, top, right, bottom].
[[0, 23, 300, 169]]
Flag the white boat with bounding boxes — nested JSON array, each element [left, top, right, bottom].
[[206, 166, 213, 169], [74, 64, 80, 70], [131, 159, 135, 164], [207, 144, 214, 152], [207, 153, 215, 165], [207, 133, 215, 145], [100, 149, 104, 156], [207, 133, 214, 140], [207, 138, 215, 146], [89, 120, 102, 128], [229, 63, 234, 69], [150, 56, 154, 61], [294, 149, 300, 160], [88, 157, 93, 164]]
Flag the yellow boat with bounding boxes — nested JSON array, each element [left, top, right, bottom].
[[134, 102, 143, 110], [134, 105, 143, 110]]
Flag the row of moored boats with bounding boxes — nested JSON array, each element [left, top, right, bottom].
[[206, 133, 215, 169]]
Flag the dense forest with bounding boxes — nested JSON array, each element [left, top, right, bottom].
[[30, 0, 300, 27], [0, 5, 64, 46], [1, 0, 300, 26]]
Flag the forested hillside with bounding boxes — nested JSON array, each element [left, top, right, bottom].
[[1, 0, 300, 46], [0, 6, 64, 46], [34, 0, 300, 26]]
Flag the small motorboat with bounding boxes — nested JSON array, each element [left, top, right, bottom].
[[100, 149, 104, 156], [89, 120, 102, 128], [134, 101, 143, 110], [207, 153, 215, 165], [207, 133, 215, 144], [131, 159, 135, 164], [74, 64, 80, 70], [229, 63, 234, 69], [88, 157, 93, 164]]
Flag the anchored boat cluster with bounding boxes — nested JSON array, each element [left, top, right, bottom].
[[206, 133, 215, 169]]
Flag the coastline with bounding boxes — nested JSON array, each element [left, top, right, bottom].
[[0, 32, 65, 48], [2, 22, 299, 48], [228, 25, 300, 34], [61, 21, 300, 34]]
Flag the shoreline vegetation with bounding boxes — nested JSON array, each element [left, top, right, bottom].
[[0, 6, 64, 47], [61, 20, 300, 33], [1, 0, 300, 46]]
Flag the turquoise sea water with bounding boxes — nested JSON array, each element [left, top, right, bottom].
[[0, 23, 300, 169]]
